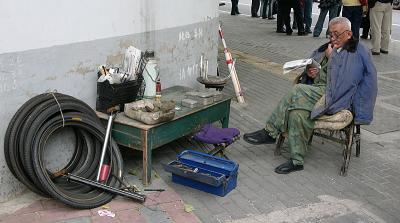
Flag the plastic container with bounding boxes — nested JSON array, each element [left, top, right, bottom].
[[96, 75, 143, 113], [143, 50, 158, 99], [96, 55, 146, 113], [163, 150, 238, 196]]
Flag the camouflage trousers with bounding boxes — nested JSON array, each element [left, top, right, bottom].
[[265, 84, 325, 165]]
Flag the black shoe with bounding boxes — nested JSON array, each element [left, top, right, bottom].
[[268, 17, 276, 20], [243, 129, 276, 145], [298, 32, 308, 36], [371, 50, 380, 55], [235, 11, 241, 14], [262, 16, 267, 19], [286, 31, 293, 36], [380, 49, 389, 54], [276, 29, 286, 33], [305, 29, 312, 34], [275, 160, 304, 174], [251, 14, 259, 18], [360, 35, 368, 39]]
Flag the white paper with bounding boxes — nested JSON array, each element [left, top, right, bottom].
[[122, 46, 142, 81], [283, 58, 321, 74], [98, 210, 115, 218]]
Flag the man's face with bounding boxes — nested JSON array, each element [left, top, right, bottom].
[[328, 23, 352, 49]]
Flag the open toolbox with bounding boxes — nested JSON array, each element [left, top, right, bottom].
[[163, 150, 238, 196]]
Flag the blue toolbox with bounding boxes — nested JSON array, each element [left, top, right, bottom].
[[163, 150, 238, 196]]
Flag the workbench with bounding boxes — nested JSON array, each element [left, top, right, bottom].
[[97, 86, 231, 185]]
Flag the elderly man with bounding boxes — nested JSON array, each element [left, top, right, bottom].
[[244, 17, 377, 174]]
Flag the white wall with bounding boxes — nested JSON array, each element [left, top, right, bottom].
[[0, 0, 219, 53]]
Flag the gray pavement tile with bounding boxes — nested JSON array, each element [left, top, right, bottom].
[[139, 204, 174, 223]]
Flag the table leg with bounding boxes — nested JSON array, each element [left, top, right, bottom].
[[221, 102, 231, 128], [141, 130, 151, 185]]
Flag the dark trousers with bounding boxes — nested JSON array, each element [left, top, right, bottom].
[[281, 0, 305, 33], [361, 10, 370, 37], [277, 0, 285, 31], [251, 0, 261, 16], [342, 6, 363, 38], [231, 0, 239, 14]]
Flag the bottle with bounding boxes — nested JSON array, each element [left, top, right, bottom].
[[155, 77, 162, 102], [143, 50, 158, 98]]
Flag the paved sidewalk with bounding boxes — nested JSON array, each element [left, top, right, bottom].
[[2, 13, 400, 223], [0, 185, 201, 223]]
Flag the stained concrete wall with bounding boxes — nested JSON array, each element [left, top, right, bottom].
[[0, 0, 219, 201]]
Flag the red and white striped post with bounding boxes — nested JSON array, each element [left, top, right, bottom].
[[218, 24, 245, 104]]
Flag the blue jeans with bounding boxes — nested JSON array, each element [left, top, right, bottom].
[[261, 0, 274, 18], [303, 0, 313, 30], [313, 5, 339, 37], [342, 6, 363, 38]]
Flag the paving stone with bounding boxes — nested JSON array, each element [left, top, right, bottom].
[[14, 200, 44, 214], [139, 204, 173, 223], [56, 217, 91, 223], [0, 212, 40, 223], [159, 200, 201, 223], [37, 207, 91, 223], [116, 209, 147, 223]]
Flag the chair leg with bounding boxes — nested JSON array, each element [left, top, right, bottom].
[[340, 126, 354, 176], [274, 134, 285, 156], [209, 145, 225, 156], [355, 125, 361, 157]]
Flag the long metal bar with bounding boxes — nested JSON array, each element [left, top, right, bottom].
[[67, 173, 146, 202], [96, 113, 115, 181], [218, 24, 245, 103]]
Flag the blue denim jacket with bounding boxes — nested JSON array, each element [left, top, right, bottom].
[[309, 40, 378, 125]]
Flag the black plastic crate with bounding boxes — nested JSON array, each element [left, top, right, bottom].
[[96, 75, 143, 113], [96, 54, 146, 113]]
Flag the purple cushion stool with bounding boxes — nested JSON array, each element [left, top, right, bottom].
[[193, 124, 240, 159]]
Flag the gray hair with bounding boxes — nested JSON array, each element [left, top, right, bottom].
[[329, 17, 352, 30]]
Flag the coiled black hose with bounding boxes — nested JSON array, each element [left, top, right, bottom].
[[4, 93, 123, 209]]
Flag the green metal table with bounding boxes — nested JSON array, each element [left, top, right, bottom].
[[97, 86, 231, 185]]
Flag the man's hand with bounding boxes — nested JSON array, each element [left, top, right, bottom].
[[307, 67, 319, 79]]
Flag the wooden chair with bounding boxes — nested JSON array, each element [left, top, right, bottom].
[[274, 74, 361, 176], [274, 111, 361, 176]]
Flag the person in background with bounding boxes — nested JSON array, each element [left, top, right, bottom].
[[360, 5, 371, 39], [276, 0, 287, 32], [303, 0, 314, 33], [231, 0, 241, 15], [313, 0, 341, 37], [252, 0, 261, 17], [261, 0, 276, 19], [369, 0, 393, 55], [243, 17, 377, 174], [281, 0, 307, 35], [342, 0, 364, 38]]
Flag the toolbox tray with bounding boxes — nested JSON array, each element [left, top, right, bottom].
[[163, 161, 226, 187]]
